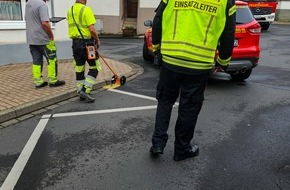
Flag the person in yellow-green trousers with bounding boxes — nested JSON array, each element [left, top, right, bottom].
[[67, 0, 102, 103], [25, 0, 65, 88]]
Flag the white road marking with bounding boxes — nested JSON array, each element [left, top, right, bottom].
[[108, 89, 157, 101], [0, 119, 49, 190], [52, 105, 158, 118], [53, 89, 179, 118], [109, 89, 179, 106], [1, 89, 179, 189], [42, 114, 51, 119]]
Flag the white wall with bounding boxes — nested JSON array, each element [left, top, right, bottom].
[[278, 1, 290, 9], [54, 0, 75, 17], [87, 0, 120, 16], [53, 0, 120, 16], [140, 0, 160, 8], [52, 0, 75, 41]]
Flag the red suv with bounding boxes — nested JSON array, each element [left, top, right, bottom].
[[143, 1, 261, 81]]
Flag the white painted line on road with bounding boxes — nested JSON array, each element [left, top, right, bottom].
[[52, 105, 158, 118], [1, 89, 179, 189], [52, 90, 180, 118], [108, 89, 157, 101], [108, 89, 179, 106], [0, 119, 49, 190], [0, 89, 180, 190], [42, 114, 51, 119]]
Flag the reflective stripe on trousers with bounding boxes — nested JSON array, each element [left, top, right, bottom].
[[72, 39, 101, 93], [29, 44, 58, 85]]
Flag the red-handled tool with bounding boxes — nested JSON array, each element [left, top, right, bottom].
[[98, 53, 126, 89]]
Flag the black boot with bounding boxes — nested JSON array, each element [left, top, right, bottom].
[[79, 87, 95, 103], [35, 81, 48, 88], [173, 144, 199, 161], [49, 80, 65, 87]]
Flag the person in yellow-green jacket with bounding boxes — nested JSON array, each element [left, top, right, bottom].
[[150, 0, 236, 161], [67, 0, 102, 103], [25, 0, 65, 88]]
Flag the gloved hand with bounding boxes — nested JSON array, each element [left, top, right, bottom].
[[153, 49, 162, 67], [46, 40, 56, 51], [215, 60, 228, 71], [152, 44, 160, 55]]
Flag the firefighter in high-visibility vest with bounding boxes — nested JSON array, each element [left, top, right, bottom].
[[150, 0, 236, 161], [25, 0, 65, 88], [67, 0, 102, 103]]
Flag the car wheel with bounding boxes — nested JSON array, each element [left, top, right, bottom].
[[143, 41, 154, 61], [260, 22, 270, 31], [230, 69, 252, 81]]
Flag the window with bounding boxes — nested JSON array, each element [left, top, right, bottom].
[[0, 0, 22, 20], [236, 6, 255, 24], [0, 0, 53, 30]]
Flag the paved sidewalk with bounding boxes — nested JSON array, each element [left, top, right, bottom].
[[0, 58, 143, 127]]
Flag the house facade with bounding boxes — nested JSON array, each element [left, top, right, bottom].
[[0, 0, 289, 45], [276, 0, 290, 21]]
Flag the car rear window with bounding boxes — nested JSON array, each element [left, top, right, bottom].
[[236, 5, 255, 24]]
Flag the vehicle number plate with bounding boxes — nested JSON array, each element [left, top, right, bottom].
[[254, 15, 262, 19], [234, 39, 238, 47]]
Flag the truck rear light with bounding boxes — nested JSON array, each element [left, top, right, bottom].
[[248, 23, 261, 34]]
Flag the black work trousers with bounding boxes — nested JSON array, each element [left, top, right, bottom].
[[152, 65, 210, 155], [72, 39, 99, 81]]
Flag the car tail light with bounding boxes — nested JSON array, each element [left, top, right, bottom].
[[248, 23, 261, 34]]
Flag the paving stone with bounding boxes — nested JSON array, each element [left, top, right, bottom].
[[0, 59, 140, 126]]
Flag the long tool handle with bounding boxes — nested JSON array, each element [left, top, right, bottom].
[[98, 53, 118, 76]]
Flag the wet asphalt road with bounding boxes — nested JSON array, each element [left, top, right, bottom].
[[0, 24, 290, 190]]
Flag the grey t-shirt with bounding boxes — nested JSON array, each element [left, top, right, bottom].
[[25, 0, 50, 45]]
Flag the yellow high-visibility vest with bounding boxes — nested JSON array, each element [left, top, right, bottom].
[[161, 0, 236, 70], [67, 3, 96, 39]]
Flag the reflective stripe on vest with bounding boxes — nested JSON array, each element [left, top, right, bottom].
[[217, 56, 231, 66], [68, 5, 91, 38], [161, 0, 228, 69], [229, 5, 236, 16], [163, 54, 213, 70]]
